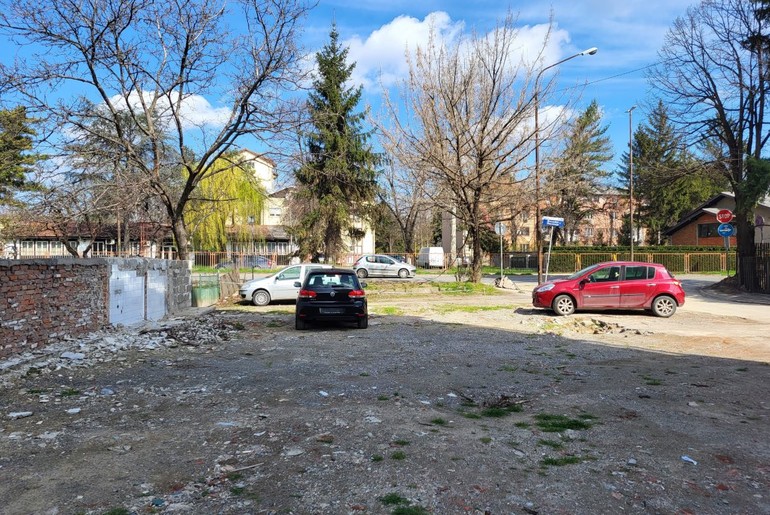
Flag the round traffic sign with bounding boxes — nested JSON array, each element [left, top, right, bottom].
[[494, 221, 507, 235], [717, 223, 735, 237], [716, 209, 734, 223]]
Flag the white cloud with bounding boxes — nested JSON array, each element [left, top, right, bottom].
[[108, 91, 232, 130]]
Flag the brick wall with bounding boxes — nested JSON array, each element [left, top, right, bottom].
[[0, 258, 191, 358], [670, 212, 737, 246], [0, 259, 109, 358]]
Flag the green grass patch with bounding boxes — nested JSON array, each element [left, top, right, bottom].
[[431, 281, 498, 295], [380, 493, 409, 506], [371, 454, 384, 462], [391, 450, 407, 460], [392, 439, 411, 446], [377, 395, 391, 401], [538, 439, 564, 449], [393, 506, 430, 515], [430, 417, 448, 426], [642, 375, 662, 385], [60, 388, 81, 397], [534, 413, 594, 432], [432, 304, 510, 314], [375, 306, 405, 316], [230, 486, 245, 495], [462, 412, 482, 419], [481, 404, 523, 418], [480, 436, 492, 444]]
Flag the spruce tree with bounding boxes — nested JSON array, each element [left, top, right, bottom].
[[294, 25, 379, 263], [0, 106, 42, 205]]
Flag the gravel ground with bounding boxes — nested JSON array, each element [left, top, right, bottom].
[[1, 284, 769, 515]]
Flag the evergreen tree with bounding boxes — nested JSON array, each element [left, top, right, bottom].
[[0, 106, 42, 205], [547, 100, 613, 244], [294, 26, 379, 263], [618, 101, 726, 244]]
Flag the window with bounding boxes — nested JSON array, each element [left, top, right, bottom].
[[278, 266, 300, 281], [698, 223, 732, 238], [624, 266, 654, 281], [584, 227, 594, 237], [269, 207, 281, 218], [521, 211, 529, 222], [588, 266, 621, 282], [585, 211, 593, 220], [519, 227, 530, 236]]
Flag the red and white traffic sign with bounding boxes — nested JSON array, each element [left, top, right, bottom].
[[716, 209, 734, 223]]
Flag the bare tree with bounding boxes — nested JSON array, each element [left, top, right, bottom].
[[650, 0, 770, 285], [380, 13, 551, 281], [0, 0, 309, 260]]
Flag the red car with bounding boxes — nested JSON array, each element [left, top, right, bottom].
[[532, 261, 685, 317]]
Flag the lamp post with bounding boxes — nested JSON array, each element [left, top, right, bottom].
[[534, 46, 598, 284], [627, 105, 636, 261]]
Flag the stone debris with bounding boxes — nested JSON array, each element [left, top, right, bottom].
[[8, 411, 33, 420]]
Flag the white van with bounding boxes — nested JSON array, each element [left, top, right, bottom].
[[417, 247, 444, 268]]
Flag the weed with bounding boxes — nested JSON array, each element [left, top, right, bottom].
[[264, 321, 283, 328], [480, 437, 492, 444], [538, 439, 563, 449], [541, 456, 582, 466], [736, 367, 749, 372], [380, 493, 409, 505], [462, 412, 482, 419], [378, 395, 390, 401], [514, 422, 530, 429], [430, 418, 447, 426], [378, 306, 405, 316], [391, 451, 407, 460], [534, 413, 593, 432], [433, 304, 510, 315], [27, 388, 47, 394], [392, 439, 410, 446], [371, 454, 384, 462], [60, 388, 80, 397], [498, 365, 518, 373], [481, 405, 522, 418], [230, 486, 245, 495], [359, 372, 370, 377], [642, 375, 662, 385]]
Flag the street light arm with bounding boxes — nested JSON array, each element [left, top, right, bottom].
[[535, 47, 599, 83]]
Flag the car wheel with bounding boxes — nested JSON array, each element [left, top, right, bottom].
[[651, 295, 677, 318], [552, 294, 576, 316], [357, 316, 368, 329], [252, 290, 271, 306], [295, 315, 306, 330], [397, 268, 409, 279], [356, 268, 368, 278]]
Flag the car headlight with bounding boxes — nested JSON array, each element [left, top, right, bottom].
[[535, 283, 555, 293]]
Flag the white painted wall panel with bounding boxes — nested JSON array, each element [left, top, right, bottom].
[[146, 269, 167, 321], [109, 265, 145, 326]]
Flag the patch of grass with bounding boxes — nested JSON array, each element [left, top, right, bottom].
[[371, 454, 384, 462], [498, 365, 518, 373], [480, 436, 492, 444], [538, 439, 564, 449], [736, 367, 749, 372], [380, 493, 409, 506], [430, 417, 448, 426], [226, 472, 243, 481], [60, 388, 81, 397], [27, 388, 47, 394], [377, 306, 405, 316], [359, 372, 370, 377], [514, 422, 530, 429], [432, 281, 498, 295], [377, 395, 391, 401], [541, 456, 583, 467], [232, 322, 246, 330], [642, 375, 662, 386], [392, 439, 410, 446], [230, 486, 245, 495], [481, 405, 523, 418], [264, 321, 283, 328], [433, 304, 510, 314], [534, 413, 594, 432], [462, 412, 482, 420], [390, 450, 407, 460]]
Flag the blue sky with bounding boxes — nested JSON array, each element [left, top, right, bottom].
[[300, 0, 697, 173]]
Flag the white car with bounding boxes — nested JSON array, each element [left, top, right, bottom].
[[353, 254, 416, 278], [239, 263, 331, 306]]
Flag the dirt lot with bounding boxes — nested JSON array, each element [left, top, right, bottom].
[[1, 280, 769, 515]]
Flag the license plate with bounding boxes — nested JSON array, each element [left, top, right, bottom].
[[319, 308, 344, 315]]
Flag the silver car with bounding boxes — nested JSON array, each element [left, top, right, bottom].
[[353, 254, 416, 279], [239, 263, 331, 306]]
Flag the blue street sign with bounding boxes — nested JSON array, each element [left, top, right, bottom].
[[717, 223, 735, 237], [541, 216, 565, 229]]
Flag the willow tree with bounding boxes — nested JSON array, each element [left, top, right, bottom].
[[185, 156, 267, 252], [0, 0, 309, 260]]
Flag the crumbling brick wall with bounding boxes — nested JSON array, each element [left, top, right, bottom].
[[0, 259, 109, 358]]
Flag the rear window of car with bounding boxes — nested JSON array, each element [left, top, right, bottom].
[[306, 273, 359, 288], [624, 266, 655, 281]]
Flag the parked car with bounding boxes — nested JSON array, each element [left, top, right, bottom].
[[294, 268, 368, 330], [353, 254, 416, 278], [417, 246, 444, 268], [215, 255, 272, 270], [239, 263, 331, 306], [532, 261, 685, 317]]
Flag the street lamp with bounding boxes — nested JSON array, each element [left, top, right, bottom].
[[534, 46, 598, 284], [627, 105, 636, 260]]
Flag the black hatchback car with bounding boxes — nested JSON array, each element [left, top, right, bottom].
[[294, 268, 368, 330]]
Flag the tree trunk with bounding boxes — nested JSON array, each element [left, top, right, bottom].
[[171, 217, 190, 261]]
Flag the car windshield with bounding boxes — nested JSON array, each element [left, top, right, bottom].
[[307, 273, 358, 288], [566, 264, 600, 280]]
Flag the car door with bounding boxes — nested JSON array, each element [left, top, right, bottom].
[[379, 255, 397, 276], [580, 265, 621, 309], [619, 265, 657, 308], [270, 265, 302, 300]]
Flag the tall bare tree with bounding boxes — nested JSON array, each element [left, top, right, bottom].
[[380, 13, 552, 281], [650, 0, 770, 286], [0, 0, 309, 260]]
